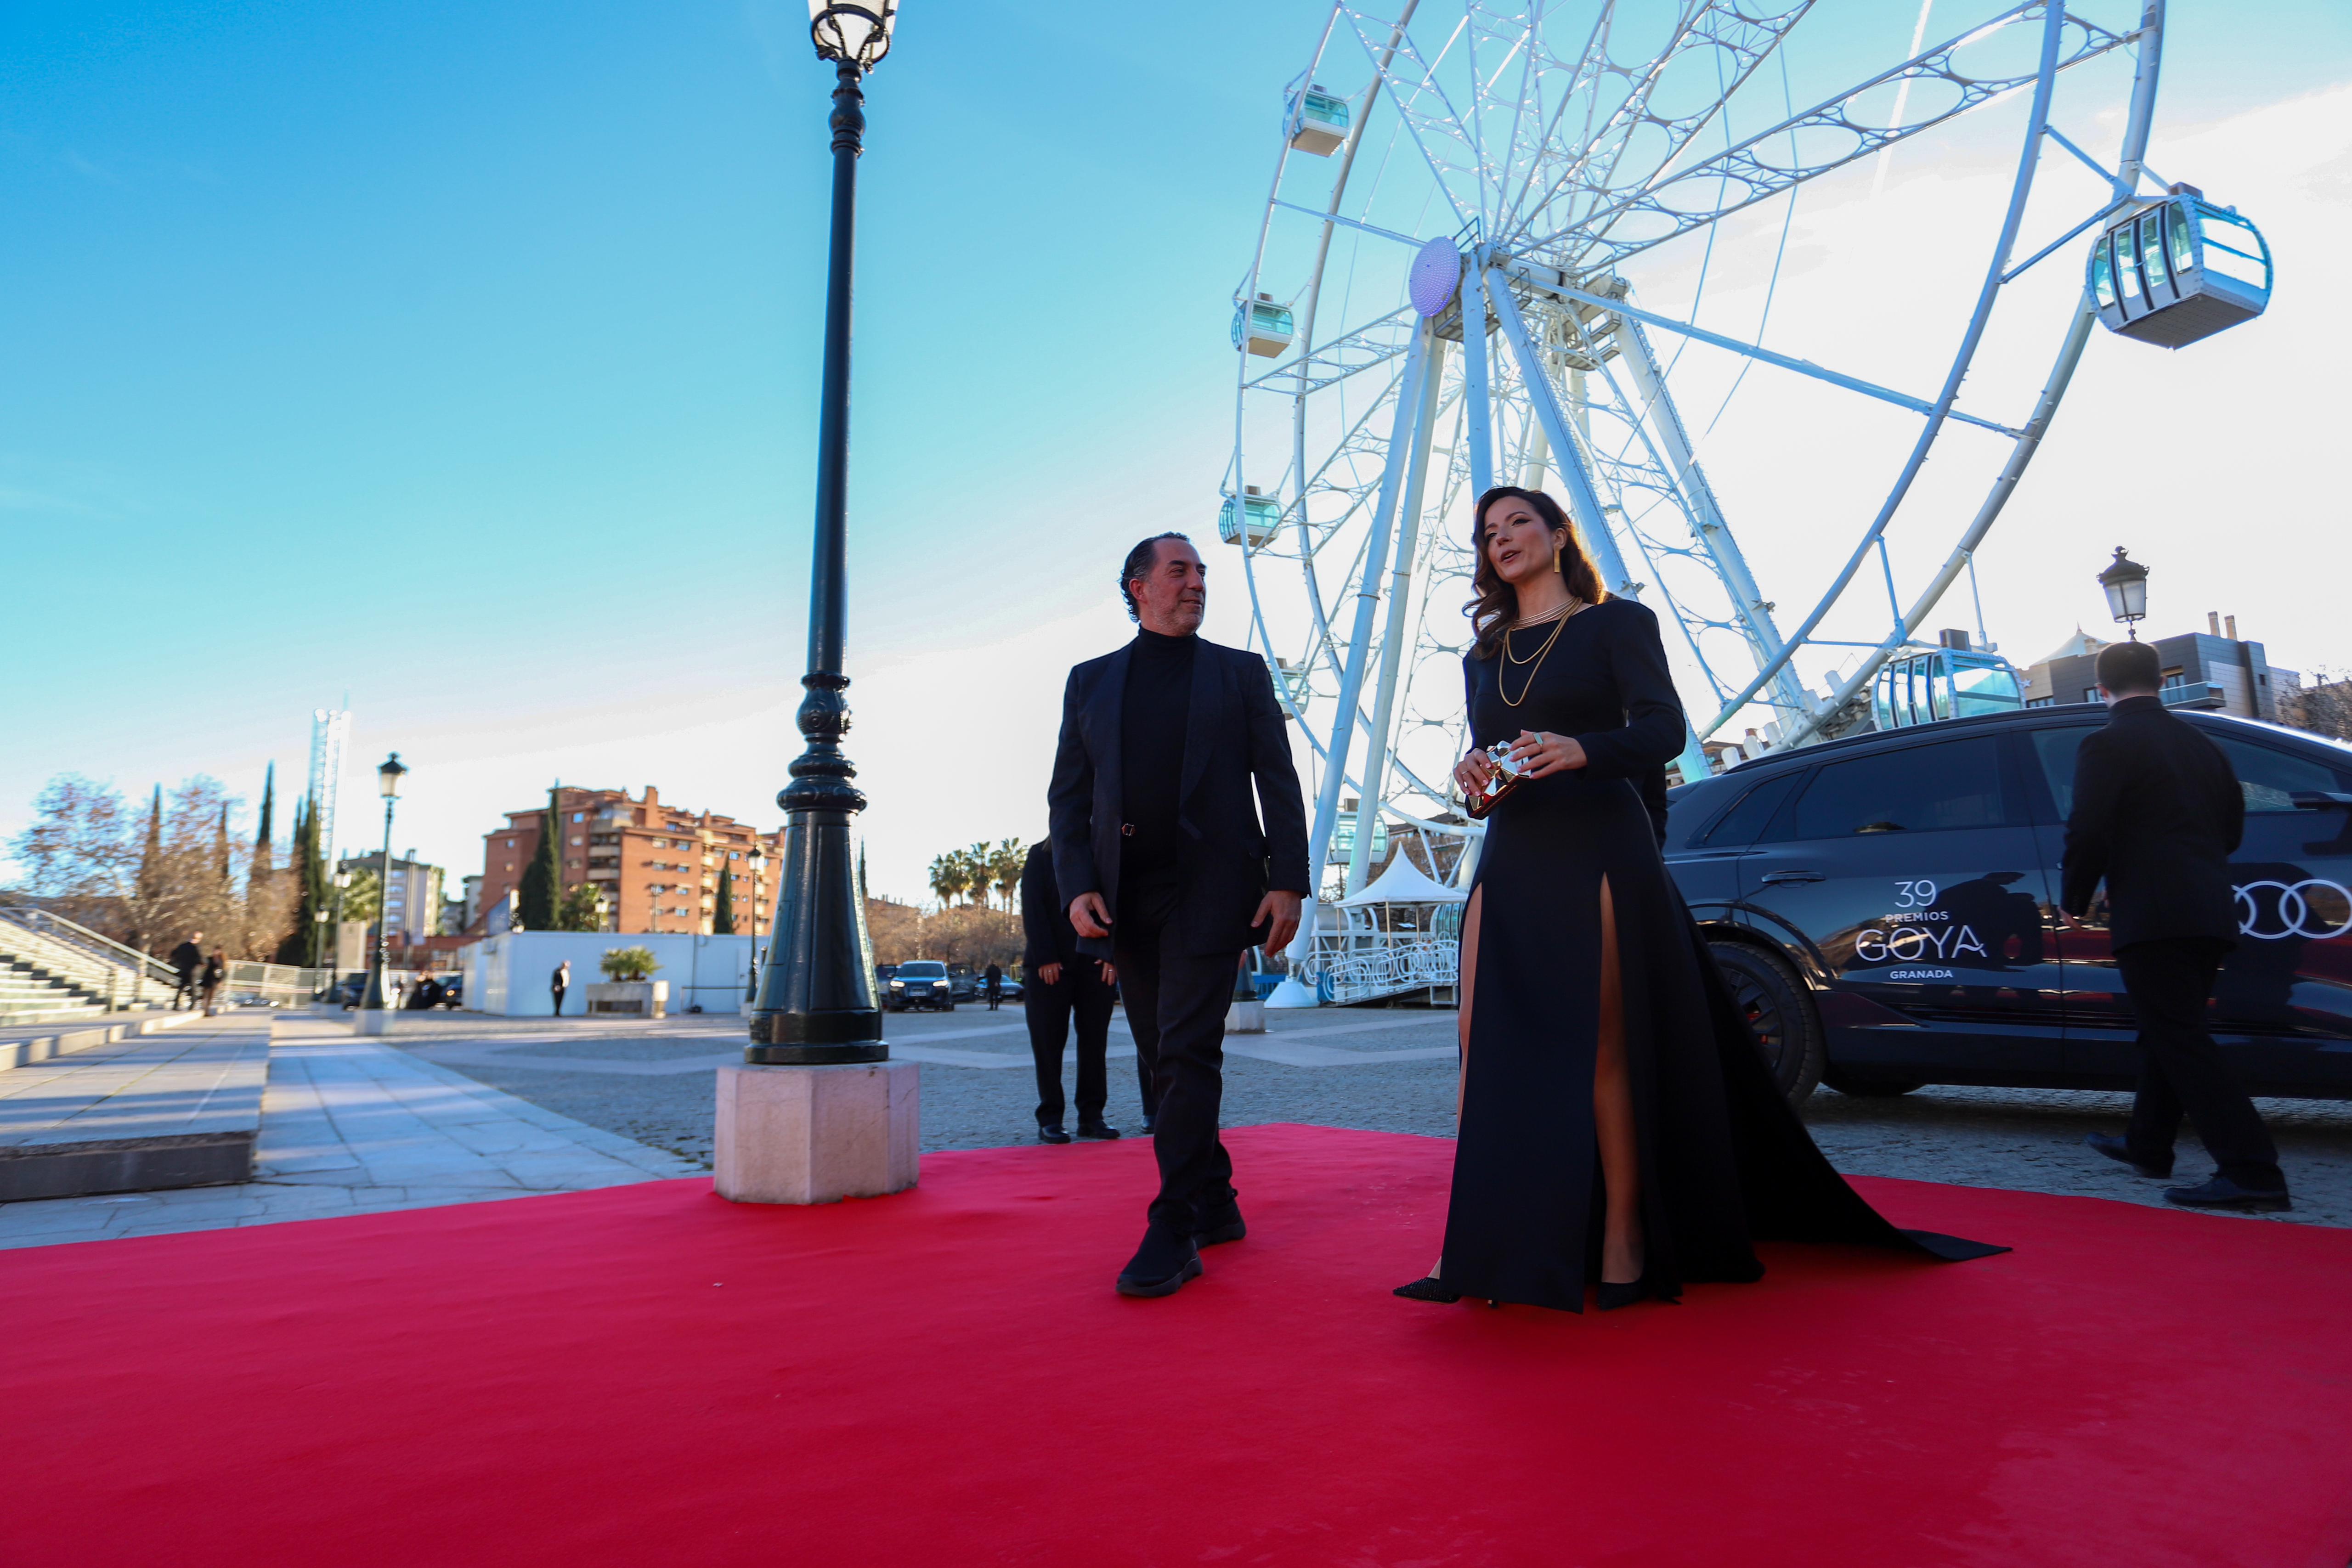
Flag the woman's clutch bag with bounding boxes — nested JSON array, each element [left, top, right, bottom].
[[1464, 740, 1531, 820]]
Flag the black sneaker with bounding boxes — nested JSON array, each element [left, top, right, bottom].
[[1037, 1121, 1072, 1145], [2165, 1176, 2291, 1213], [1115, 1225, 1202, 1298], [1193, 1198, 1246, 1248], [2085, 1132, 2171, 1180]]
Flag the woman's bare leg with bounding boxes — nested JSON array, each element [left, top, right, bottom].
[[1595, 875, 1643, 1285], [1429, 886, 1484, 1280]]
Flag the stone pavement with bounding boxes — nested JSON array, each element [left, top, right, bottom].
[[395, 1007, 2352, 1230], [0, 1014, 699, 1250]]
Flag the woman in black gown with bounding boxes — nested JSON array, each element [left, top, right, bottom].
[[1397, 487, 2001, 1313]]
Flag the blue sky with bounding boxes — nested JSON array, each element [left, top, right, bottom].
[[5, 0, 2348, 904]]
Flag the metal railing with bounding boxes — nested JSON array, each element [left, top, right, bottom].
[[0, 909, 328, 1011], [0, 908, 179, 1009]]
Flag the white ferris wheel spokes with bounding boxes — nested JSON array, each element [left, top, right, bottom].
[[1225, 0, 2172, 937]]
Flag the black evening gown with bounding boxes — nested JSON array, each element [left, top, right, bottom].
[[1442, 598, 2003, 1311]]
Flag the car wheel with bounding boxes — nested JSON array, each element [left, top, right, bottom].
[[1706, 940, 1825, 1106], [1821, 1069, 1925, 1098], [945, 1000, 957, 1011]]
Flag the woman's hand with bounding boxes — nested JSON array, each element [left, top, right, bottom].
[[1453, 747, 1500, 797], [1505, 729, 1589, 778]]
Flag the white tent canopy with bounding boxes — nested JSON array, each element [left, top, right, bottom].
[[1335, 856, 1467, 907]]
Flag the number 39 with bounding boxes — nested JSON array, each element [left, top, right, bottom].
[[1894, 879, 1937, 908]]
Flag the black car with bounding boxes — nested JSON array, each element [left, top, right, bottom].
[[885, 959, 956, 1012], [1664, 705, 2352, 1103]]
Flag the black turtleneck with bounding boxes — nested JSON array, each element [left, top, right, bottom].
[[1120, 628, 1196, 884]]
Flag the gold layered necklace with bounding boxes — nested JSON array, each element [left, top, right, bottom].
[[1498, 597, 1585, 706]]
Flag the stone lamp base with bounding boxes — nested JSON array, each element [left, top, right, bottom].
[[353, 1010, 393, 1037], [714, 1061, 919, 1205]]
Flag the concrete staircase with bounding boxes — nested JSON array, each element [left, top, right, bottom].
[[0, 912, 175, 1027]]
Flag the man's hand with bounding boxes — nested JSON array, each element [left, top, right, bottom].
[[1255, 890, 1304, 955], [1036, 962, 1063, 986], [1069, 891, 1113, 940], [1098, 961, 1117, 985], [2058, 908, 2086, 931]]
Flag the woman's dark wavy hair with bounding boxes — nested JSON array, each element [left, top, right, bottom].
[[1464, 485, 1606, 659]]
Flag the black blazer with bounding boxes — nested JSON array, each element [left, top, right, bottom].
[[2060, 695, 2245, 952], [1047, 635, 1311, 959], [1020, 842, 1078, 973]]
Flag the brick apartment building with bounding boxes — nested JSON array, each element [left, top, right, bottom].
[[474, 785, 783, 936]]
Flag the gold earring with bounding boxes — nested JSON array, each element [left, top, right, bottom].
[[1552, 540, 1563, 574]]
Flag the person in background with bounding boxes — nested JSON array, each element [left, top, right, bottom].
[[1018, 841, 1121, 1145], [198, 950, 226, 1016], [2065, 637, 2290, 1213], [169, 931, 205, 1010], [551, 959, 571, 1017], [983, 961, 1004, 1011]]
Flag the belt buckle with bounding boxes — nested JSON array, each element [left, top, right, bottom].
[[1120, 823, 1135, 836]]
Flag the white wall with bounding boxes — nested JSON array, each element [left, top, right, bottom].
[[461, 930, 762, 1016]]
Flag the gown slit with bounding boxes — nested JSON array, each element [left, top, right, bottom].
[[1434, 598, 2004, 1314]]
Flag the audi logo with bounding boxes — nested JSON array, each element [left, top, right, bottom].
[[2235, 880, 2352, 942]]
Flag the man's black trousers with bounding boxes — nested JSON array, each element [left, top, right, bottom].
[[1025, 972, 1114, 1125], [2118, 938, 2286, 1192], [1114, 874, 1237, 1232], [551, 986, 566, 1017]]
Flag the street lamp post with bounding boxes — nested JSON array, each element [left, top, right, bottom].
[[746, 0, 898, 1065], [2098, 547, 2150, 640], [356, 754, 408, 1032], [746, 838, 768, 1005]]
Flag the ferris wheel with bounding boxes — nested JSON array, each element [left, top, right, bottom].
[[1221, 0, 2208, 906]]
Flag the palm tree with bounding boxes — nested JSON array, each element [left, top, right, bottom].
[[928, 852, 969, 908]]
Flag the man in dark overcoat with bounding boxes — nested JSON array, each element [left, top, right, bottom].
[[1049, 532, 1309, 1297], [169, 932, 205, 1010], [2064, 638, 2289, 1211], [1018, 841, 1122, 1145]]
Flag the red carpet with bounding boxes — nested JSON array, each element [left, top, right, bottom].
[[7, 1124, 2351, 1568]]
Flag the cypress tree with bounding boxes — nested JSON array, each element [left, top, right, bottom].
[[250, 763, 275, 891], [711, 860, 736, 935], [276, 797, 326, 966], [134, 786, 164, 953], [517, 785, 561, 932]]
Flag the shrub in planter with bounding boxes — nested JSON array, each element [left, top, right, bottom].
[[600, 946, 661, 982]]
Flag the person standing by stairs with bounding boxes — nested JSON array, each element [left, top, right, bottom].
[[169, 933, 204, 1011], [198, 951, 226, 1016]]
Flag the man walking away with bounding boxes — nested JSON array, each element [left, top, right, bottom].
[[2065, 639, 2289, 1212], [1049, 533, 1308, 1297], [198, 951, 226, 1016], [984, 961, 1004, 1012], [1019, 841, 1122, 1145], [169, 932, 205, 1010], [551, 960, 571, 1017]]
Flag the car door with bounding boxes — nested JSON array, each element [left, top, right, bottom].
[[1737, 732, 2066, 1082], [2028, 721, 2352, 1092]]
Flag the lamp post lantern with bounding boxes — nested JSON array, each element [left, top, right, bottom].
[[357, 754, 407, 1017], [746, 0, 899, 1064], [2098, 546, 2150, 640]]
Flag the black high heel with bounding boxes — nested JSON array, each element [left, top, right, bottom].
[[1595, 1277, 1646, 1311], [1392, 1276, 1462, 1303]]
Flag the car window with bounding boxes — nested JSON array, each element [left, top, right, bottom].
[[2210, 735, 2346, 813], [1699, 770, 1805, 846], [2035, 723, 2346, 816], [2029, 727, 2098, 818], [1791, 736, 2012, 838], [900, 961, 946, 976]]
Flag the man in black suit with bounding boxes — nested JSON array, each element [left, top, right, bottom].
[[1050, 533, 1310, 1297], [1018, 841, 1122, 1145], [169, 932, 204, 1010], [2063, 639, 2289, 1212]]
